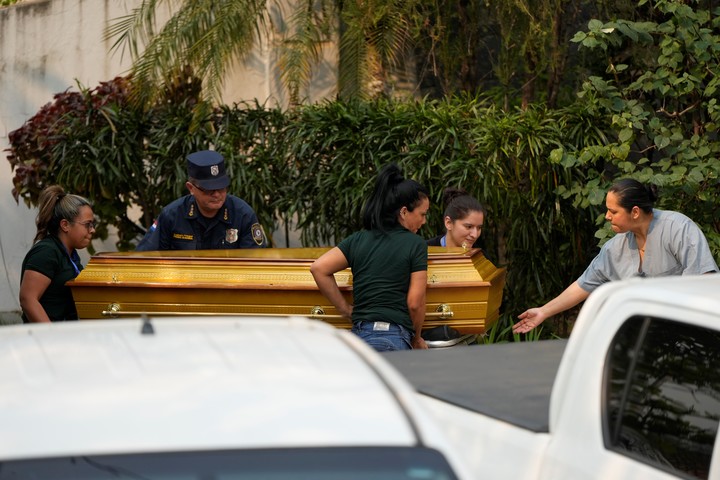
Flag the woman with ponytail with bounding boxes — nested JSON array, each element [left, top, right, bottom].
[[19, 185, 95, 322], [311, 163, 430, 351], [514, 178, 718, 334]]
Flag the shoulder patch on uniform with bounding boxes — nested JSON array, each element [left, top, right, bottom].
[[252, 223, 266, 246]]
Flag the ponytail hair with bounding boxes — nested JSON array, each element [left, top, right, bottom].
[[608, 178, 658, 214], [35, 185, 92, 243], [362, 163, 429, 231], [442, 187, 485, 221]]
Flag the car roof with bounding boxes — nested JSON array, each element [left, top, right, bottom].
[[0, 317, 421, 461], [580, 273, 720, 322]]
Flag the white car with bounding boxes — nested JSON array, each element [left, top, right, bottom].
[[0, 316, 472, 479]]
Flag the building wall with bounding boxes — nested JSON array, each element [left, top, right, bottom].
[[0, 0, 336, 320]]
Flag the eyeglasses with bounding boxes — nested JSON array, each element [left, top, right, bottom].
[[71, 221, 96, 231], [191, 183, 227, 195]]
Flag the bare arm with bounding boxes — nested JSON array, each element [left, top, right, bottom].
[[310, 247, 353, 320], [19, 270, 52, 323], [513, 281, 589, 334], [407, 270, 428, 349]]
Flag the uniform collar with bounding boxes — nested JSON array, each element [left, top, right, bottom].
[[185, 196, 232, 224]]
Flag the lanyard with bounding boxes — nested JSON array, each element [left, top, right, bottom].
[[60, 242, 81, 277]]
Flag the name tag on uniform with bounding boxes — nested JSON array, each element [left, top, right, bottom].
[[373, 322, 390, 331]]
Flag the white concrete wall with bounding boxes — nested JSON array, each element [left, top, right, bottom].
[[0, 0, 336, 320]]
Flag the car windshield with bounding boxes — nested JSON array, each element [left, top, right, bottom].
[[0, 447, 458, 480]]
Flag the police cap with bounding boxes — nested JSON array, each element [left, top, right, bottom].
[[187, 150, 230, 190]]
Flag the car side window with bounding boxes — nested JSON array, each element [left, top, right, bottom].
[[604, 315, 720, 480]]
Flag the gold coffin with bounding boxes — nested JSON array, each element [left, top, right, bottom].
[[68, 247, 506, 334]]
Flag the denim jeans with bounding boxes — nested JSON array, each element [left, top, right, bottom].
[[351, 320, 413, 352]]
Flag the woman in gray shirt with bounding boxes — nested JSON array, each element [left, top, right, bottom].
[[514, 178, 718, 334]]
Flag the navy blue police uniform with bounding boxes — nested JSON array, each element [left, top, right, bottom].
[[136, 150, 267, 251]]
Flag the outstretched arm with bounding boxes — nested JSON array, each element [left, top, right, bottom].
[[513, 281, 589, 334], [310, 247, 353, 320]]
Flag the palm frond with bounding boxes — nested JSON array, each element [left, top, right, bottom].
[[338, 17, 370, 99], [278, 0, 336, 104], [105, 0, 170, 62], [338, 0, 414, 98], [107, 0, 268, 105]]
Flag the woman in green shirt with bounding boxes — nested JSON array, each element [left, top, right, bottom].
[[20, 185, 95, 322], [311, 163, 430, 351]]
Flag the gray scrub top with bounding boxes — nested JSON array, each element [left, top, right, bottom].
[[577, 209, 718, 293]]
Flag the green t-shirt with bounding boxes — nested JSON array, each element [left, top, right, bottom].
[[338, 227, 428, 330], [20, 236, 82, 322]]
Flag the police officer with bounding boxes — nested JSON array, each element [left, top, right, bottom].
[[136, 150, 267, 250]]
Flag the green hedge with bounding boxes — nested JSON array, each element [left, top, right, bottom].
[[6, 86, 719, 339]]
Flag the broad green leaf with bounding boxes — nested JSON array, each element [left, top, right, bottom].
[[588, 19, 604, 31], [618, 128, 634, 142], [549, 148, 564, 164], [654, 135, 671, 149]]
